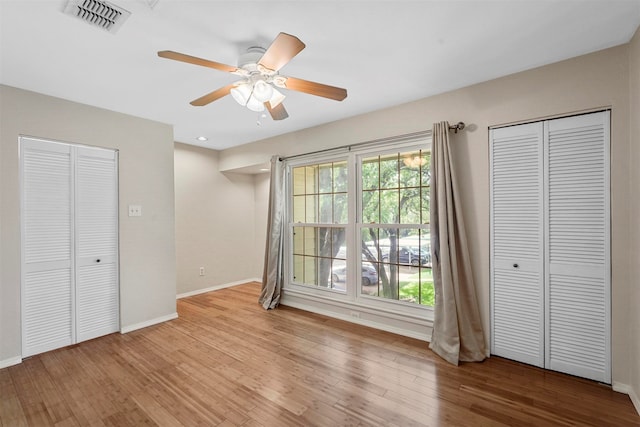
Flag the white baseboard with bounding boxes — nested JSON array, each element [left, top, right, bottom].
[[176, 278, 261, 299], [612, 382, 640, 416], [120, 312, 178, 334], [0, 356, 22, 369], [282, 298, 431, 342], [631, 387, 640, 416]]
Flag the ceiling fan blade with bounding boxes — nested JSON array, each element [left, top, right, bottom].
[[266, 102, 289, 120], [283, 77, 347, 101], [258, 33, 305, 72], [190, 84, 235, 106], [158, 50, 238, 73]]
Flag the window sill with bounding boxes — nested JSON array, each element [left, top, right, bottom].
[[281, 286, 433, 342]]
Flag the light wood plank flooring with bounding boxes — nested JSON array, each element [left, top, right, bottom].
[[1, 282, 638, 426]]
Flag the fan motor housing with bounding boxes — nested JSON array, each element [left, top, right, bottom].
[[238, 47, 266, 71]]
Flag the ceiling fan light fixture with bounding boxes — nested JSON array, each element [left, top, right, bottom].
[[268, 88, 286, 108], [230, 83, 252, 106], [246, 95, 265, 112], [158, 32, 347, 121], [253, 80, 274, 103]]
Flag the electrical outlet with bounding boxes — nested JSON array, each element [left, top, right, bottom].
[[199, 267, 205, 276], [128, 204, 142, 217]]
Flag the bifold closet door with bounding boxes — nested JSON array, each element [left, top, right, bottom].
[[545, 111, 610, 383], [491, 111, 610, 384], [490, 123, 545, 367], [76, 146, 119, 342], [21, 139, 74, 357], [21, 137, 119, 358]]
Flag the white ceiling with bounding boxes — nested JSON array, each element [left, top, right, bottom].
[[1, 1, 639, 150]]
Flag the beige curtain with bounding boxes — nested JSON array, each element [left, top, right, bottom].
[[258, 155, 285, 309], [429, 122, 486, 365]]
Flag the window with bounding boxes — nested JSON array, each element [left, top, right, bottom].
[[286, 138, 433, 317], [359, 150, 433, 306], [291, 161, 347, 290]]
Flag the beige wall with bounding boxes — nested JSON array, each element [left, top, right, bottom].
[[0, 85, 177, 363], [253, 172, 270, 280], [174, 143, 260, 295], [628, 27, 640, 409], [227, 45, 632, 386]]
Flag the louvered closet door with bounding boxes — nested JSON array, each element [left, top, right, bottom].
[[75, 146, 119, 342], [545, 111, 610, 383], [21, 138, 120, 357], [21, 138, 74, 357], [490, 123, 545, 367]]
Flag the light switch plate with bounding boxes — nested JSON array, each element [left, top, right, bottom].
[[128, 204, 142, 217]]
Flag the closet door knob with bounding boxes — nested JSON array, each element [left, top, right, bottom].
[[513, 263, 519, 268], [96, 259, 101, 263]]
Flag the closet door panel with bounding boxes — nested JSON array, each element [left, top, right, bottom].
[[490, 123, 545, 367], [21, 139, 74, 357], [75, 146, 119, 342], [545, 111, 610, 383]]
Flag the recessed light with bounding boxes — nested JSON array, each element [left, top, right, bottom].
[[196, 136, 208, 142]]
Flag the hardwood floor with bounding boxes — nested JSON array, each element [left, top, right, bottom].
[[1, 282, 638, 426]]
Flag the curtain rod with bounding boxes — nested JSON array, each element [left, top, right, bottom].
[[279, 122, 465, 162]]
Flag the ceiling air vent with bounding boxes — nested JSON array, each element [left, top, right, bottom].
[[63, 0, 131, 34]]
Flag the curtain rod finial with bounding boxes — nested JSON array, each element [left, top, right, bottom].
[[450, 122, 465, 133]]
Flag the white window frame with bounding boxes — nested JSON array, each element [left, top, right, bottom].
[[283, 135, 434, 322]]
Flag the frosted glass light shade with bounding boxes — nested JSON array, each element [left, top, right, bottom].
[[230, 83, 252, 106], [268, 88, 286, 107], [246, 95, 265, 112], [253, 80, 274, 102]]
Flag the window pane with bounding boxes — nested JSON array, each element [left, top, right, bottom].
[[400, 152, 421, 187], [421, 152, 431, 187], [361, 158, 379, 190], [421, 187, 430, 224], [385, 263, 400, 300], [379, 189, 399, 224], [378, 228, 397, 263], [330, 258, 346, 291], [420, 267, 435, 306], [293, 226, 304, 255], [293, 255, 304, 283], [334, 194, 348, 224], [362, 190, 379, 223], [305, 165, 317, 194], [379, 154, 399, 189], [305, 195, 317, 223], [303, 256, 316, 286], [360, 261, 378, 289], [293, 226, 347, 291], [304, 227, 316, 256], [292, 167, 306, 195], [318, 257, 332, 288], [319, 194, 333, 223], [399, 188, 420, 224], [317, 227, 332, 259], [361, 227, 381, 261], [421, 228, 432, 267], [318, 163, 332, 193], [399, 276, 419, 304], [293, 195, 305, 223], [332, 228, 346, 259], [333, 161, 347, 192]]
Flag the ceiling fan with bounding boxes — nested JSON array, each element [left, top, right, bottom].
[[158, 32, 347, 121]]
